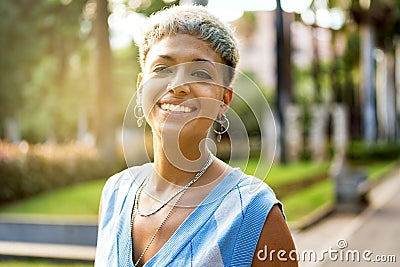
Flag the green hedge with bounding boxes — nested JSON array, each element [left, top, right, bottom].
[[0, 141, 114, 204], [347, 142, 400, 162]]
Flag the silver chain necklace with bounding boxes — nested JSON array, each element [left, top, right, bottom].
[[131, 182, 186, 267], [136, 153, 215, 217], [130, 153, 215, 266]]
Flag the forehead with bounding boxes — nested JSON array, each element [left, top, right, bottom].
[[144, 34, 224, 68]]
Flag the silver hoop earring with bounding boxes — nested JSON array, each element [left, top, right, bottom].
[[213, 114, 229, 142], [134, 104, 144, 127]]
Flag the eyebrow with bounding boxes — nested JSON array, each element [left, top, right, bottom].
[[156, 55, 215, 66], [192, 58, 215, 66], [157, 55, 174, 61]]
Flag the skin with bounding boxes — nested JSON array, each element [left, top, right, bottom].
[[138, 34, 232, 175], [133, 34, 234, 266], [252, 205, 298, 266], [99, 34, 297, 267]]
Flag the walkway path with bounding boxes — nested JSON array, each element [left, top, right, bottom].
[[1, 165, 399, 265], [292, 165, 400, 266]]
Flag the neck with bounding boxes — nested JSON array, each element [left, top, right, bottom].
[[152, 131, 211, 187]]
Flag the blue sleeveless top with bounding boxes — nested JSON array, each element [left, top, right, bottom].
[[95, 163, 282, 267]]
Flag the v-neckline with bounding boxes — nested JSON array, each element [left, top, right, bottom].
[[137, 167, 242, 266]]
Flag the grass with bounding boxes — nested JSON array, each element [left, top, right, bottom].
[[0, 160, 394, 265], [359, 160, 399, 181], [0, 260, 92, 267], [0, 179, 106, 215], [0, 159, 396, 221], [282, 159, 397, 222], [282, 179, 334, 222], [0, 160, 329, 215], [232, 160, 330, 187]]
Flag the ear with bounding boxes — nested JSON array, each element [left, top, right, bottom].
[[136, 73, 144, 94], [221, 87, 233, 113]]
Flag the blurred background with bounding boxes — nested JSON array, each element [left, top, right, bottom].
[[0, 0, 399, 266]]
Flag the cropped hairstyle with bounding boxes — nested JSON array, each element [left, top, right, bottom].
[[138, 5, 240, 85]]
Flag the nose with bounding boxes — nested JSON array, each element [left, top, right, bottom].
[[167, 67, 190, 95], [169, 84, 190, 95]]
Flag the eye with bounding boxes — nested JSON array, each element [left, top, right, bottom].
[[192, 69, 212, 80], [153, 65, 172, 74]]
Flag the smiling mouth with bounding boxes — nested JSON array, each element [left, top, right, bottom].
[[160, 103, 194, 113]]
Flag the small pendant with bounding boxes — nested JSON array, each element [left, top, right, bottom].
[[137, 119, 143, 127], [217, 134, 222, 142]]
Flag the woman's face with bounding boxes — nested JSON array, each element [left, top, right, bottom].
[[137, 34, 232, 141]]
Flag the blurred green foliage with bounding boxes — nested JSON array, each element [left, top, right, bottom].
[[0, 177, 106, 215], [0, 0, 141, 143], [0, 0, 90, 141], [347, 141, 400, 162], [136, 0, 179, 16], [113, 46, 141, 119], [0, 0, 88, 139], [0, 141, 115, 204], [1, 0, 399, 147]]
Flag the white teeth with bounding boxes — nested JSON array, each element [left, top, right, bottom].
[[160, 103, 193, 113]]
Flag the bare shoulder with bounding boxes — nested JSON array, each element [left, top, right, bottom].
[[252, 204, 298, 266]]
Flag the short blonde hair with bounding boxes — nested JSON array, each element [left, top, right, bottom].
[[139, 5, 239, 83]]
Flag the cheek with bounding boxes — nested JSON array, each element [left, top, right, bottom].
[[141, 78, 168, 117], [195, 85, 225, 116], [196, 97, 221, 120]]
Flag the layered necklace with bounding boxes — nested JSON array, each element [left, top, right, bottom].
[[130, 153, 215, 266]]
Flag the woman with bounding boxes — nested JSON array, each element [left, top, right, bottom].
[[95, 5, 297, 267]]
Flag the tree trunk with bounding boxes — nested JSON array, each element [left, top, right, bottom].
[[360, 22, 377, 144], [275, 0, 293, 164], [376, 49, 396, 142], [345, 68, 362, 140], [386, 51, 396, 142], [5, 116, 20, 143], [331, 30, 342, 103], [93, 0, 116, 162], [396, 40, 400, 140], [312, 27, 321, 102]]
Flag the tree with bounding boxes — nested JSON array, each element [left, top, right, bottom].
[[0, 0, 42, 138], [0, 0, 89, 142], [91, 0, 116, 161], [328, 0, 400, 143], [276, 0, 294, 163], [351, 0, 400, 143]]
